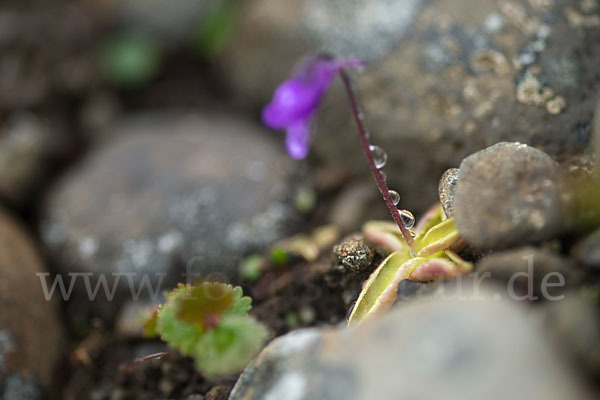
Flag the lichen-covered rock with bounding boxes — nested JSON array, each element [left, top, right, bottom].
[[453, 142, 568, 249], [231, 284, 593, 400], [0, 207, 65, 396], [221, 0, 600, 212], [332, 234, 375, 272], [40, 113, 305, 318]]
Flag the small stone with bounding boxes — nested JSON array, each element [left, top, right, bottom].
[[0, 207, 65, 392], [438, 168, 459, 217], [396, 279, 437, 302], [332, 234, 375, 272], [572, 228, 600, 271], [477, 247, 577, 299], [453, 142, 567, 249]]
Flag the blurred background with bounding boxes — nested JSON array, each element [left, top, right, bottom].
[[1, 0, 599, 399]]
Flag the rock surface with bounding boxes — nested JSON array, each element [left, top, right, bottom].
[[476, 246, 577, 299], [0, 207, 64, 396], [40, 113, 305, 317], [221, 0, 600, 212], [542, 292, 600, 377], [453, 142, 567, 249], [572, 227, 600, 271], [231, 285, 593, 400], [439, 167, 459, 217]]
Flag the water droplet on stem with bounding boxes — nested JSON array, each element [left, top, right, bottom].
[[400, 209, 415, 229], [369, 145, 387, 169], [388, 190, 400, 205]]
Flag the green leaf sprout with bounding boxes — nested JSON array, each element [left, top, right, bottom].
[[146, 282, 268, 376]]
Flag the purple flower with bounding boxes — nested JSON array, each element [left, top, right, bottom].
[[262, 55, 363, 159]]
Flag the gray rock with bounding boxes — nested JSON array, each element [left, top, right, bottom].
[[542, 293, 600, 376], [220, 0, 600, 213], [1, 374, 42, 400], [453, 142, 568, 249], [572, 227, 600, 271], [0, 207, 65, 393], [231, 285, 593, 400], [476, 247, 577, 299], [439, 168, 459, 217], [40, 113, 305, 318]]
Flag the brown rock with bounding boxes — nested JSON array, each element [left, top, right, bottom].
[[0, 207, 64, 394]]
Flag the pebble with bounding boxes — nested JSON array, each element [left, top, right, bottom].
[[571, 228, 600, 271], [453, 142, 568, 249], [332, 234, 375, 273], [476, 247, 577, 299]]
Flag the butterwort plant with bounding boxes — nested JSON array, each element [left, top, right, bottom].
[[263, 54, 472, 326]]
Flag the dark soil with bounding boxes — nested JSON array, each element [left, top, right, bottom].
[[60, 245, 378, 399]]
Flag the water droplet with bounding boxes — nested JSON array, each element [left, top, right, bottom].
[[388, 190, 400, 205], [400, 209, 415, 229], [369, 145, 387, 169], [409, 229, 416, 237], [346, 301, 356, 321], [380, 171, 387, 182]]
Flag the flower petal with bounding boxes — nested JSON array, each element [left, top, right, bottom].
[[262, 79, 321, 129], [285, 118, 311, 159]]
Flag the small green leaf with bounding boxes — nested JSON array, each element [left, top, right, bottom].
[[99, 30, 161, 88], [193, 315, 268, 376], [176, 283, 235, 329], [239, 255, 264, 282], [270, 247, 289, 266], [143, 308, 159, 338], [194, 0, 238, 58], [154, 282, 267, 375]]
